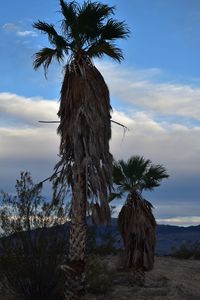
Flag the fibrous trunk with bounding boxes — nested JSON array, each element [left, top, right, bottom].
[[62, 169, 87, 300], [54, 57, 113, 300], [118, 190, 156, 286]]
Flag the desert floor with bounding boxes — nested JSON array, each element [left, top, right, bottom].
[[1, 256, 200, 300], [88, 256, 200, 300]]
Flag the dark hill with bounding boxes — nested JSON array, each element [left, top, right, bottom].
[[0, 220, 199, 256]]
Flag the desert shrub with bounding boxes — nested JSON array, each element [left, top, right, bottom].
[[0, 172, 68, 300], [86, 255, 113, 295], [172, 242, 200, 260], [0, 231, 65, 300]]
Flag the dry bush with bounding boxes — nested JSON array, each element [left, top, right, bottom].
[[0, 230, 65, 300], [172, 242, 200, 260], [86, 255, 113, 295], [0, 172, 68, 300]]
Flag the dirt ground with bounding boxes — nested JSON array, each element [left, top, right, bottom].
[[1, 256, 200, 300], [88, 256, 200, 300]]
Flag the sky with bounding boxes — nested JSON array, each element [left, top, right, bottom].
[[1, 0, 200, 226]]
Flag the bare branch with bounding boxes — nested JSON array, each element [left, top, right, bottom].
[[38, 119, 129, 130], [36, 170, 61, 185], [39, 120, 60, 123]]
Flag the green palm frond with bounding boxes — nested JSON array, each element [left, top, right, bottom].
[[78, 2, 114, 24], [33, 21, 57, 41], [87, 41, 123, 62], [101, 19, 129, 41], [143, 165, 169, 190], [33, 21, 68, 50], [60, 0, 78, 22], [108, 192, 123, 202], [112, 161, 131, 197], [112, 155, 169, 193], [33, 47, 64, 74], [126, 156, 151, 179], [60, 0, 78, 37], [77, 2, 114, 39], [113, 161, 125, 185], [33, 1, 129, 70]]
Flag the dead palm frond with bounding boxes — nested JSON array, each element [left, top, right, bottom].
[[53, 58, 113, 222], [118, 190, 156, 271]]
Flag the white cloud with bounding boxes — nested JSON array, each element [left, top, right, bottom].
[[156, 216, 200, 226], [17, 30, 38, 37], [2, 23, 37, 38], [1, 92, 200, 179], [111, 109, 200, 176], [2, 23, 19, 32], [0, 93, 59, 126], [97, 61, 200, 120], [0, 127, 58, 160]]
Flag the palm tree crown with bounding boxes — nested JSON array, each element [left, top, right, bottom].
[[33, 0, 129, 73], [112, 155, 169, 197]]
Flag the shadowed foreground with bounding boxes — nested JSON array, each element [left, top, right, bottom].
[[87, 256, 200, 300], [1, 256, 200, 300]]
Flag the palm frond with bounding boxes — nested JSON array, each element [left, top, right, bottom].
[[33, 20, 69, 51], [112, 155, 169, 192], [125, 156, 150, 187], [113, 162, 125, 185], [54, 59, 113, 224], [34, 1, 129, 65], [108, 192, 123, 202], [78, 2, 114, 23], [60, 0, 78, 36], [33, 47, 64, 74], [76, 2, 114, 40], [87, 41, 124, 62], [143, 165, 169, 190], [101, 18, 129, 41], [91, 202, 111, 225], [33, 21, 57, 40], [112, 160, 131, 193], [118, 191, 156, 271]]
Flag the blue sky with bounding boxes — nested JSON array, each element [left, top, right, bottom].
[[1, 0, 200, 226]]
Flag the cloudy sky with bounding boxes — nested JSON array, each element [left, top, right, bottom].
[[1, 0, 200, 226]]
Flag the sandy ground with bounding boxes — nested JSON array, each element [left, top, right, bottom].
[[1, 256, 200, 300], [88, 256, 200, 300]]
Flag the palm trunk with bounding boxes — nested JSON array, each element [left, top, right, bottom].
[[119, 191, 153, 287], [126, 192, 145, 287], [61, 169, 87, 300]]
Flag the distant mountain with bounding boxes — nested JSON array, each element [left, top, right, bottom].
[[156, 224, 200, 255], [0, 219, 199, 256], [91, 219, 200, 255]]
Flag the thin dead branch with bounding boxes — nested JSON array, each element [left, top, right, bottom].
[[38, 119, 128, 130]]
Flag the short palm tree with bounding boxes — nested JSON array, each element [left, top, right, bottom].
[[111, 155, 169, 286], [33, 1, 129, 299]]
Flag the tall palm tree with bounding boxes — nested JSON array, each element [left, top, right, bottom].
[[111, 155, 169, 286], [33, 1, 129, 299]]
